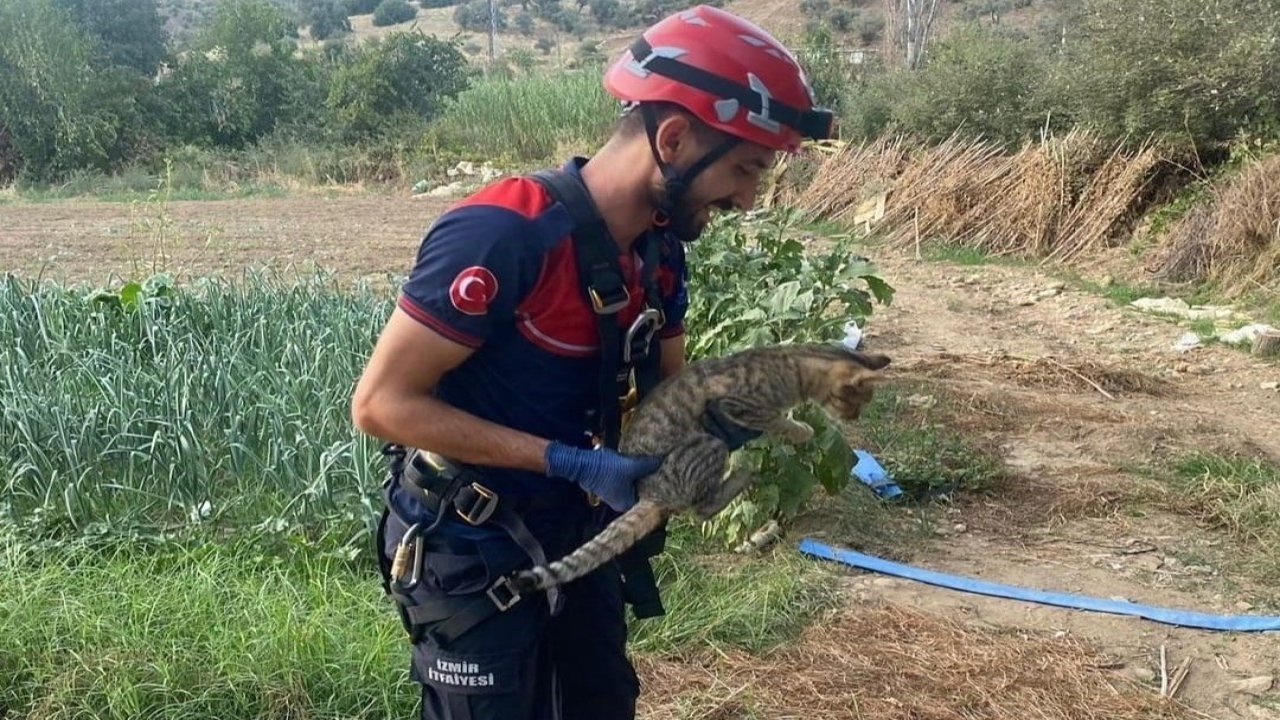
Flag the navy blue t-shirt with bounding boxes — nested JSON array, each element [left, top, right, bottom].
[[389, 158, 688, 536]]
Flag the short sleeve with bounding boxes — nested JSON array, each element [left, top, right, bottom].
[[398, 205, 543, 348], [655, 233, 688, 339]]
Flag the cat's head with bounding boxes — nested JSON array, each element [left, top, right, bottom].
[[811, 347, 891, 421]]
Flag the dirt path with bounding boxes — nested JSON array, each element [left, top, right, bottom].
[[4, 195, 1278, 717], [850, 251, 1280, 719]]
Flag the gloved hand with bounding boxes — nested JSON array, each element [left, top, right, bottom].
[[544, 441, 662, 512]]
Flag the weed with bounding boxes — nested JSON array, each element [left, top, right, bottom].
[[1187, 317, 1219, 338], [0, 519, 837, 720], [1164, 452, 1280, 583], [921, 242, 996, 266], [855, 386, 1007, 499]]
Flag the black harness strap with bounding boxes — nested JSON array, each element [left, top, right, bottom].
[[529, 166, 671, 620], [386, 449, 556, 646], [529, 167, 665, 449]]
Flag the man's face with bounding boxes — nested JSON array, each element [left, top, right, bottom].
[[657, 136, 778, 243]]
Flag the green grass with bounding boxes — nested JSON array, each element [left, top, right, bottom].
[[919, 242, 1001, 266], [1188, 317, 1219, 338], [0, 534, 411, 720], [429, 70, 618, 163], [1165, 452, 1280, 582], [856, 386, 1007, 500], [1, 135, 444, 203], [0, 520, 838, 720], [0, 271, 397, 546], [631, 521, 840, 655]]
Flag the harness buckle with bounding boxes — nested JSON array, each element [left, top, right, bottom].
[[487, 576, 523, 611], [589, 286, 630, 314], [455, 482, 499, 526]]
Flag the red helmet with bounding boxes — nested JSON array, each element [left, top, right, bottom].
[[603, 5, 834, 153]]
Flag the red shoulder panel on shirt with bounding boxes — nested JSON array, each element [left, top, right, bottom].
[[450, 176, 552, 220]]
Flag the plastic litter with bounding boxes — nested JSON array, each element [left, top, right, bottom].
[[851, 449, 903, 501]]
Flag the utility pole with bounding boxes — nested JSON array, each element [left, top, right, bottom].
[[488, 0, 497, 62]]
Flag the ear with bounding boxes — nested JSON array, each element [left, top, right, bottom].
[[652, 112, 698, 166], [848, 350, 891, 371]]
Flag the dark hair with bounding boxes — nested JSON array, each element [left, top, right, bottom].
[[611, 101, 725, 145]]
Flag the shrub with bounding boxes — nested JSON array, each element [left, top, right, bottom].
[[307, 0, 352, 39], [1067, 0, 1280, 151], [685, 209, 894, 544], [514, 9, 534, 34], [326, 31, 473, 139], [453, 0, 506, 30], [372, 0, 415, 26], [889, 23, 1060, 148]]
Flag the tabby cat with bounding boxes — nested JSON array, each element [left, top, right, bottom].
[[512, 342, 892, 593]]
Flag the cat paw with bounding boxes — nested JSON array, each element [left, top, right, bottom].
[[786, 421, 815, 443]]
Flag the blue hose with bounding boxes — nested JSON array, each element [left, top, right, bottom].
[[799, 538, 1280, 633]]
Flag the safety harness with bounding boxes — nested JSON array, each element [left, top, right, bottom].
[[375, 164, 673, 649]]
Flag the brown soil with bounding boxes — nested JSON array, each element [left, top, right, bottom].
[[0, 193, 452, 288], [4, 194, 1278, 719]]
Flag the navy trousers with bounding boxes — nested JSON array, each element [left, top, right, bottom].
[[377, 487, 640, 720]]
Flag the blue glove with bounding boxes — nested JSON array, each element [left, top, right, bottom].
[[544, 441, 662, 512]]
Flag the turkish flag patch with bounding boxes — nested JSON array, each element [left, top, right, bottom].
[[448, 266, 499, 316]]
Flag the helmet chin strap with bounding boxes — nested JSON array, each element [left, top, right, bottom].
[[639, 104, 739, 235]]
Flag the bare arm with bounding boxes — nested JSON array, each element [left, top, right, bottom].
[[660, 334, 685, 379], [350, 307, 550, 473]]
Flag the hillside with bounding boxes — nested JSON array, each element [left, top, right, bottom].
[[157, 0, 1076, 70]]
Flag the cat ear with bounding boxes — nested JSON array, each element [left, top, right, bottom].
[[848, 349, 891, 371]]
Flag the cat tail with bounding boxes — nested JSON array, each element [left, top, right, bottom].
[[512, 499, 666, 592]]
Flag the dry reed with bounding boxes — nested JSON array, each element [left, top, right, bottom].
[[787, 130, 1170, 263], [1150, 154, 1280, 297]]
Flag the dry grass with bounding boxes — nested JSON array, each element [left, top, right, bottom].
[[899, 351, 1168, 398], [1149, 153, 1280, 297], [637, 604, 1203, 720], [787, 131, 1171, 263]]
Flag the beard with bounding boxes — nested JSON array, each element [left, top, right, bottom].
[[653, 185, 713, 244]]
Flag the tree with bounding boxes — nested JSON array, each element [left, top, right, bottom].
[[326, 31, 474, 139], [453, 0, 506, 32], [1066, 0, 1280, 150], [372, 0, 416, 26], [154, 0, 306, 148], [0, 0, 141, 179], [884, 0, 940, 69], [589, 0, 630, 28], [307, 0, 352, 39], [52, 0, 168, 75]]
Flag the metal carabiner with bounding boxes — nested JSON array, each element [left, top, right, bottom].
[[622, 307, 663, 364], [390, 522, 425, 593]]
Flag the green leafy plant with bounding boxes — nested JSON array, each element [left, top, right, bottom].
[[86, 273, 176, 314], [683, 209, 894, 545]]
